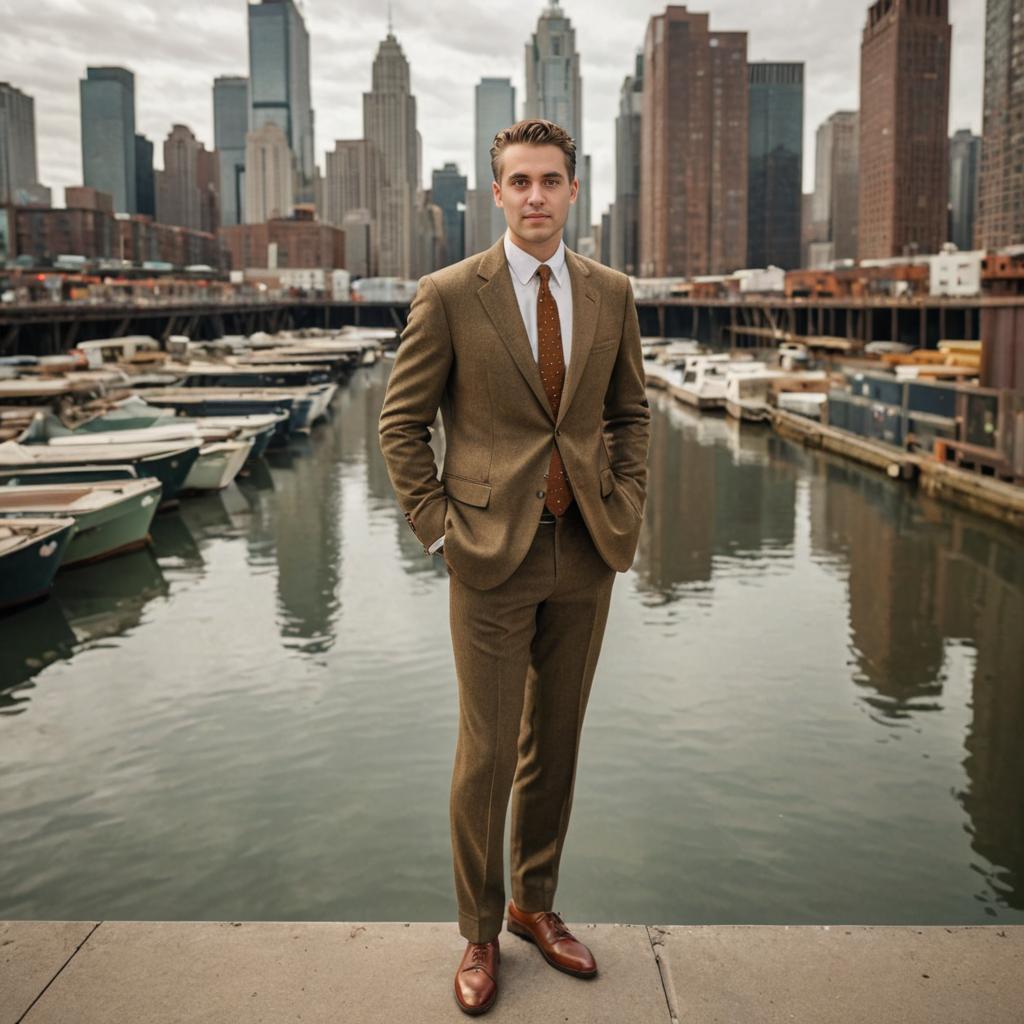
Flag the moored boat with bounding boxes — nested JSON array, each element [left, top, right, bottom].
[[0, 440, 200, 501], [0, 479, 162, 566], [0, 517, 76, 612], [182, 438, 254, 492]]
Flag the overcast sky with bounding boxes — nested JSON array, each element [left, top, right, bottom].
[[3, 0, 984, 218]]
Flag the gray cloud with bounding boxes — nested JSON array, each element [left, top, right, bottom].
[[3, 0, 983, 222]]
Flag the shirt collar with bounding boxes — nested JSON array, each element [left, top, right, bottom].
[[503, 227, 567, 288]]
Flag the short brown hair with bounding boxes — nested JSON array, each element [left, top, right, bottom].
[[490, 118, 577, 183]]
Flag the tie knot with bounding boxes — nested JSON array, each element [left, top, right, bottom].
[[537, 264, 551, 286]]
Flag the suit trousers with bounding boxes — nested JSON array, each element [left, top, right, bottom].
[[446, 499, 617, 943]]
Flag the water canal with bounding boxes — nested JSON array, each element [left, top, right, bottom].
[[1, 359, 1022, 926]]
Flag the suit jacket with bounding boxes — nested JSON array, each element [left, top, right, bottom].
[[378, 233, 651, 591]]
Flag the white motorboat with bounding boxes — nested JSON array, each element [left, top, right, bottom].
[[669, 355, 736, 409], [182, 437, 255, 492]]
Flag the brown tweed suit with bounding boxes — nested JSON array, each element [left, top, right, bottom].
[[378, 233, 650, 942]]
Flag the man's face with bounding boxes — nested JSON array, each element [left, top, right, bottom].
[[491, 143, 578, 244]]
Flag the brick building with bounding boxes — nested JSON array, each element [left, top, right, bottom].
[[858, 0, 951, 259], [976, 0, 1024, 249], [219, 209, 345, 271], [639, 6, 747, 278], [9, 186, 225, 268]]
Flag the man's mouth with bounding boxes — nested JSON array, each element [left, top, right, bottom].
[[525, 214, 549, 219]]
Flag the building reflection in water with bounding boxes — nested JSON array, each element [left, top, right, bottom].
[[0, 546, 171, 711], [634, 395, 796, 604], [634, 389, 1024, 914], [0, 363, 1020, 917], [262, 419, 343, 655]]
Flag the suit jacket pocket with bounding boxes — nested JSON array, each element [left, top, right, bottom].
[[443, 473, 491, 508], [600, 466, 615, 498]]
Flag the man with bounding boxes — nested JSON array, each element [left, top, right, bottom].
[[378, 118, 650, 1015]]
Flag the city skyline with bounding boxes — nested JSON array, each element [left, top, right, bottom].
[[6, 0, 984, 226]]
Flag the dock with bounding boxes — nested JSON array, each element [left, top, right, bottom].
[[3, 920, 1022, 1022], [770, 408, 1024, 529]]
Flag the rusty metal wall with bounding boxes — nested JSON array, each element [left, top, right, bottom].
[[981, 305, 1024, 391]]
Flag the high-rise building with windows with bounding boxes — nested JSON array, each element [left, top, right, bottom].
[[813, 111, 860, 262], [214, 75, 249, 226], [156, 124, 219, 232], [245, 121, 295, 223], [639, 7, 748, 277], [747, 62, 804, 270], [247, 0, 315, 203], [612, 54, 643, 275], [0, 82, 40, 205], [976, 0, 1024, 249], [363, 30, 418, 277], [949, 129, 981, 252], [470, 77, 516, 253], [134, 134, 155, 218], [858, 0, 951, 258], [524, 1, 590, 249], [432, 162, 467, 266], [324, 140, 380, 226], [80, 66, 137, 213]]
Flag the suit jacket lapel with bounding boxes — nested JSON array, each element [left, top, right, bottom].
[[558, 247, 599, 428], [476, 237, 553, 421], [475, 235, 600, 427]]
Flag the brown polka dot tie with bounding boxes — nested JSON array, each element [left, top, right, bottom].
[[536, 264, 573, 517]]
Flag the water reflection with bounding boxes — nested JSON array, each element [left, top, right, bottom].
[[0, 363, 1021, 923]]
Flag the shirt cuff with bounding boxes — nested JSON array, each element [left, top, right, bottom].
[[428, 534, 445, 554]]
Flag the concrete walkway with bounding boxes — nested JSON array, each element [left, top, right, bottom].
[[3, 921, 1022, 1023]]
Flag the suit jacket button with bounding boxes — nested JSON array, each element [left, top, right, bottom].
[[536, 490, 545, 498]]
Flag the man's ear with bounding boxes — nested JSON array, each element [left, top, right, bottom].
[[491, 180, 503, 208]]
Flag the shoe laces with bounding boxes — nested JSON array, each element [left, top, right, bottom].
[[541, 910, 572, 941], [466, 941, 492, 970]]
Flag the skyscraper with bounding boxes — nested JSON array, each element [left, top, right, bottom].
[[157, 125, 200, 230], [470, 77, 516, 254], [0, 82, 40, 204], [813, 111, 860, 261], [949, 129, 980, 251], [747, 62, 804, 270], [858, 0, 951, 258], [976, 0, 1024, 249], [135, 134, 155, 218], [247, 0, 315, 203], [214, 75, 249, 226], [324, 140, 381, 227], [612, 54, 643, 275], [431, 162, 467, 266], [80, 66, 137, 213], [156, 125, 220, 232], [640, 7, 748, 277], [524, 1, 589, 249], [245, 121, 295, 223], [363, 30, 418, 277]]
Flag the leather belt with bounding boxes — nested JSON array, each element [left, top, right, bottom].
[[538, 508, 557, 524]]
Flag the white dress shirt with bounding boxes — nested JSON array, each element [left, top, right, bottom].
[[502, 227, 573, 367], [430, 228, 573, 555]]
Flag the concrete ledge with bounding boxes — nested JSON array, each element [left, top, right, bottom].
[[651, 925, 1024, 1024], [2, 921, 1021, 1023], [0, 921, 98, 1023]]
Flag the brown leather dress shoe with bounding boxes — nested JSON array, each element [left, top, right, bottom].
[[454, 937, 500, 1015], [506, 900, 597, 978]]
